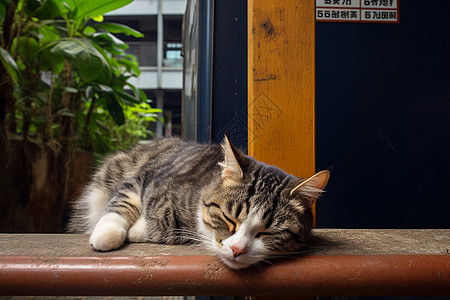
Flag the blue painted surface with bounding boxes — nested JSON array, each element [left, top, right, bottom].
[[183, 0, 247, 150], [316, 0, 450, 228], [210, 0, 248, 152]]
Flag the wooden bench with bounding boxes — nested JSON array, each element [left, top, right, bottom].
[[0, 229, 448, 296]]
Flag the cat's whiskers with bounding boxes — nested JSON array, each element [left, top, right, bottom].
[[172, 228, 210, 241], [171, 228, 216, 251], [259, 259, 275, 268], [290, 248, 316, 255], [252, 261, 265, 271], [301, 242, 320, 251], [260, 248, 314, 265]]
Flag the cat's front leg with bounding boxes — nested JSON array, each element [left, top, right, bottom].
[[90, 212, 129, 251], [90, 188, 142, 251]]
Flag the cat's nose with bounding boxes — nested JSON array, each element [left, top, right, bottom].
[[230, 245, 247, 257]]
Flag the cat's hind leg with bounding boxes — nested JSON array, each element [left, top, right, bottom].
[[90, 188, 141, 251], [127, 215, 149, 242]]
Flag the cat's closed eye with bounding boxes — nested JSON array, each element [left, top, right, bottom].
[[222, 213, 240, 234]]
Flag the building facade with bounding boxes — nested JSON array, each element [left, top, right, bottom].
[[106, 0, 187, 137]]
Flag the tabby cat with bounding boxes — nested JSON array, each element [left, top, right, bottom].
[[68, 136, 329, 269]]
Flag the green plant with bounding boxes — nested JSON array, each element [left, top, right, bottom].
[[84, 101, 160, 155], [0, 0, 161, 232], [0, 0, 160, 154]]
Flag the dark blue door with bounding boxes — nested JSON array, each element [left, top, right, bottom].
[[316, 0, 450, 228]]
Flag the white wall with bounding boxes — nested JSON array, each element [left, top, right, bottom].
[[107, 0, 187, 16]]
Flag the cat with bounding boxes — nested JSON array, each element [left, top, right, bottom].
[[68, 136, 330, 269]]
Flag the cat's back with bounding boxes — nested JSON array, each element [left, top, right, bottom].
[[137, 137, 223, 185], [90, 137, 181, 186], [92, 137, 222, 187]]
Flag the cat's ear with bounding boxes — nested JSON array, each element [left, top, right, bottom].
[[290, 170, 330, 208], [219, 135, 245, 186]]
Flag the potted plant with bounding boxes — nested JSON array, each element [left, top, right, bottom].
[[0, 0, 160, 232]]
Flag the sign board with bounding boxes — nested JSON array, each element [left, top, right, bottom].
[[316, 0, 399, 23]]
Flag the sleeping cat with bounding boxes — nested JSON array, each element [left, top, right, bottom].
[[68, 136, 329, 269]]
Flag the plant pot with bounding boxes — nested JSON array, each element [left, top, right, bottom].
[[0, 139, 94, 232]]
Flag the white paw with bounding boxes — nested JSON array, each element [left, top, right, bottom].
[[90, 213, 128, 251]]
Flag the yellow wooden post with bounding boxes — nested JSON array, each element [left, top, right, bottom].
[[248, 0, 316, 221]]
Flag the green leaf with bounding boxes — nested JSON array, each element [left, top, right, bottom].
[[50, 38, 111, 83], [118, 55, 140, 76], [83, 25, 96, 36], [41, 48, 65, 74], [91, 32, 128, 50], [139, 89, 148, 102], [89, 43, 113, 84], [93, 22, 144, 38], [38, 25, 60, 45], [106, 94, 125, 125], [95, 118, 111, 132], [57, 108, 76, 117], [59, 86, 78, 93], [71, 0, 133, 20], [0, 3, 7, 24], [0, 47, 21, 84], [33, 0, 69, 19], [97, 84, 112, 92], [113, 88, 140, 105], [92, 15, 103, 22], [12, 37, 40, 58], [85, 85, 94, 99], [24, 0, 44, 16]]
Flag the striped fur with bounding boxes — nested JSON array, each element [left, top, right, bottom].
[[68, 137, 330, 269]]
